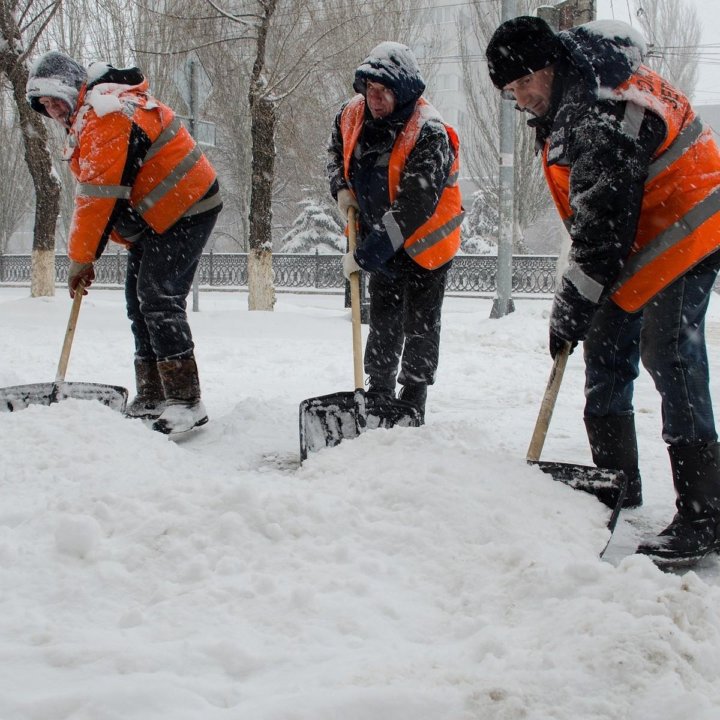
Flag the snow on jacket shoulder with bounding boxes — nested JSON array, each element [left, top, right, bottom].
[[66, 64, 218, 264], [540, 24, 656, 301], [544, 20, 720, 331]]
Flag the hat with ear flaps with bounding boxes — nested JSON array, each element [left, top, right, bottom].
[[485, 15, 565, 89], [26, 51, 87, 117]]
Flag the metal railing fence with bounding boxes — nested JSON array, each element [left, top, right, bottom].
[[0, 251, 559, 295]]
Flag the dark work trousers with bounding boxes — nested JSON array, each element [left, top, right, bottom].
[[125, 211, 218, 362], [583, 255, 720, 447], [365, 252, 451, 387]]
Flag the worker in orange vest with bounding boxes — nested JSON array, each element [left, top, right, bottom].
[[26, 52, 222, 436], [486, 17, 720, 568], [327, 42, 464, 421]]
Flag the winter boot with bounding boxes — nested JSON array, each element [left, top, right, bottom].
[[125, 359, 166, 420], [367, 375, 396, 398], [585, 414, 642, 508], [152, 356, 208, 435], [398, 382, 427, 424], [636, 442, 720, 568]]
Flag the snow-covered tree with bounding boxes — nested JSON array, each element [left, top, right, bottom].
[[0, 92, 33, 255], [460, 187, 498, 255], [0, 0, 63, 296], [279, 199, 344, 254]]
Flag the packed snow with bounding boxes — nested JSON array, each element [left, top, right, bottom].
[[1, 286, 720, 719]]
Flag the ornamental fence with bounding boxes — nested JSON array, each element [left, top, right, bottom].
[[0, 251, 560, 296]]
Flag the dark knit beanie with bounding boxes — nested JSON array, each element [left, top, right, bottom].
[[486, 16, 565, 89], [26, 51, 87, 117]]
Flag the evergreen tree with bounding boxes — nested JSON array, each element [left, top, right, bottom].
[[279, 199, 345, 254], [460, 188, 499, 255]]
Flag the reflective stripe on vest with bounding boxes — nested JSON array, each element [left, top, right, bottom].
[[77, 184, 131, 199], [646, 116, 704, 183], [544, 66, 720, 312], [135, 144, 204, 215], [144, 115, 182, 162], [76, 113, 216, 228], [183, 191, 223, 218], [405, 213, 464, 260], [610, 185, 720, 293], [340, 94, 462, 270]]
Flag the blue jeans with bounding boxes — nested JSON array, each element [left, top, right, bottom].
[[583, 257, 720, 446], [125, 212, 218, 362]]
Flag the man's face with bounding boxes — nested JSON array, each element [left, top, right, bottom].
[[38, 96, 71, 126], [366, 80, 396, 119], [502, 66, 555, 117]]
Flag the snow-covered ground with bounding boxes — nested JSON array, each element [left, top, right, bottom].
[[1, 286, 720, 719]]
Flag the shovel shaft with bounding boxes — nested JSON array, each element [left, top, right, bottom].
[[347, 207, 364, 391], [526, 343, 571, 462], [55, 283, 85, 383]]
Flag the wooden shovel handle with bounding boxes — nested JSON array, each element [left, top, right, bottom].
[[55, 282, 85, 383], [347, 207, 364, 391], [526, 342, 571, 462]]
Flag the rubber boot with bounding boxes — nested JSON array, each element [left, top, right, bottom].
[[125, 359, 165, 420], [398, 382, 427, 424], [584, 414, 642, 508], [152, 356, 208, 435], [367, 375, 396, 398], [636, 442, 720, 568]]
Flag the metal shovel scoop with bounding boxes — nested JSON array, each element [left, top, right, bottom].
[[0, 283, 128, 413], [299, 207, 422, 461], [527, 342, 628, 533]]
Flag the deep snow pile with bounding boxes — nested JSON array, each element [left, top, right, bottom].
[[1, 287, 719, 719]]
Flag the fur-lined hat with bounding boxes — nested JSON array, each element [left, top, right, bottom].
[[26, 51, 87, 117]]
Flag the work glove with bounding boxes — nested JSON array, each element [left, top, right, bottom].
[[549, 329, 578, 360], [68, 260, 95, 298], [549, 277, 598, 358], [354, 228, 397, 274], [337, 188, 359, 221], [342, 252, 362, 280]]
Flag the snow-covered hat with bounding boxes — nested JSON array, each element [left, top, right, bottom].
[[486, 16, 565, 89], [26, 51, 87, 117], [353, 41, 426, 109]]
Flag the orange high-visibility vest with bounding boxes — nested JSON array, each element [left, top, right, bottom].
[[544, 65, 720, 312], [67, 79, 218, 263], [340, 94, 463, 270]]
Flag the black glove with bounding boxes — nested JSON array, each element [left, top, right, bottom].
[[354, 228, 397, 274], [549, 278, 598, 356], [549, 329, 578, 360]]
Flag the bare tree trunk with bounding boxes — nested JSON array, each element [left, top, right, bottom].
[[247, 90, 277, 310], [246, 0, 277, 311], [0, 5, 61, 297]]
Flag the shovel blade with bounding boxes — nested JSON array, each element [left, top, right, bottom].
[[0, 381, 128, 414], [299, 390, 422, 461], [529, 460, 628, 512]]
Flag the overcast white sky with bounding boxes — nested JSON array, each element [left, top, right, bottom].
[[595, 0, 720, 105]]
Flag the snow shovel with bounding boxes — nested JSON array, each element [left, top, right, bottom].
[[0, 283, 128, 413], [299, 207, 422, 461], [527, 342, 628, 533]]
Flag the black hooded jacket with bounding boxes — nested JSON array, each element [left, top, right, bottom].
[[327, 43, 455, 258], [533, 22, 669, 339]]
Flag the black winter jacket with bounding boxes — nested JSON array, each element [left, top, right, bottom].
[[327, 42, 454, 271], [536, 24, 667, 339], [327, 102, 453, 249]]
